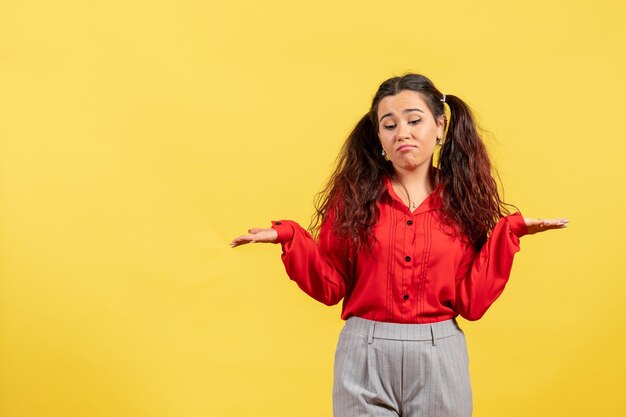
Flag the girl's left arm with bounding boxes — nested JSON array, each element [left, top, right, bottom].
[[454, 212, 569, 321]]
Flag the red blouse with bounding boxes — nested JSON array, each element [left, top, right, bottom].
[[270, 174, 528, 324]]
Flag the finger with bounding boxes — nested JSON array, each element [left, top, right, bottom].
[[525, 217, 570, 228], [230, 235, 255, 246], [536, 218, 570, 224], [542, 219, 569, 226], [535, 222, 569, 232], [231, 240, 253, 248]]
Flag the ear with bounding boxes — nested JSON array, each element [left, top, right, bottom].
[[436, 115, 446, 138]]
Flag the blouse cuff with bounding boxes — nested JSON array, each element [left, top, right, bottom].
[[506, 212, 528, 238], [270, 220, 295, 244]]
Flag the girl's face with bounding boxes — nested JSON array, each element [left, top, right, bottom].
[[376, 90, 445, 172]]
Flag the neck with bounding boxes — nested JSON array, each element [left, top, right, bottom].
[[392, 163, 435, 193]]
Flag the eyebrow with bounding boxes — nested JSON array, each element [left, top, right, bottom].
[[379, 108, 424, 123]]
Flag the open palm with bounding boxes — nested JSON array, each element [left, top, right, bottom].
[[230, 227, 278, 248], [524, 217, 569, 235]]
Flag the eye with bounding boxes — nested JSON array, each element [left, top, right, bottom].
[[409, 119, 421, 125], [383, 124, 396, 130]]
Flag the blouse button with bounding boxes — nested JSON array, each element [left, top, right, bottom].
[[405, 256, 411, 262], [407, 220, 413, 225], [403, 294, 409, 300]]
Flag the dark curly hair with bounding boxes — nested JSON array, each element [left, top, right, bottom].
[[308, 73, 518, 256]]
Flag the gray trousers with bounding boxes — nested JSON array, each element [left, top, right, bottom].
[[333, 316, 472, 417]]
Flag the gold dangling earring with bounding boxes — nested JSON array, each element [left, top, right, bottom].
[[436, 137, 443, 146], [381, 148, 390, 161]]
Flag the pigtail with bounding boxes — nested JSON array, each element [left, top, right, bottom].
[[437, 94, 513, 249], [309, 112, 392, 257]]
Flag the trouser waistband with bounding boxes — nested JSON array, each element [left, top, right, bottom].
[[342, 316, 463, 346]]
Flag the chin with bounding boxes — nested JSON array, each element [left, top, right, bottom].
[[395, 158, 421, 170]]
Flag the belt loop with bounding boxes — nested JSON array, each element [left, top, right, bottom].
[[367, 322, 375, 344], [430, 324, 437, 346]]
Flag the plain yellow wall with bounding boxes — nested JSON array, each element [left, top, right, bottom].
[[1, 1, 625, 416]]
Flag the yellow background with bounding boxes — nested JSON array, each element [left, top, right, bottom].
[[1, 1, 625, 416]]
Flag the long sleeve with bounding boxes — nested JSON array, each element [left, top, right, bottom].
[[454, 211, 528, 321], [270, 207, 352, 306]]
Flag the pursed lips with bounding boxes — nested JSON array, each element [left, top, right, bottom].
[[397, 145, 416, 151]]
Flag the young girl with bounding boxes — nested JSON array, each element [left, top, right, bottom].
[[231, 73, 568, 417]]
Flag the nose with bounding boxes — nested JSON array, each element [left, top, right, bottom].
[[396, 122, 410, 140]]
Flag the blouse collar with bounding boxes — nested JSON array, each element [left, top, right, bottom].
[[382, 172, 443, 215]]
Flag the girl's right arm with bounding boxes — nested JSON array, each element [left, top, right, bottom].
[[231, 207, 352, 306]]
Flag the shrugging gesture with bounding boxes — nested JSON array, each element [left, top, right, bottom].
[[229, 72, 570, 417]]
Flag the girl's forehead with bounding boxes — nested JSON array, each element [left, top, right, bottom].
[[379, 91, 426, 107], [377, 91, 429, 115]]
